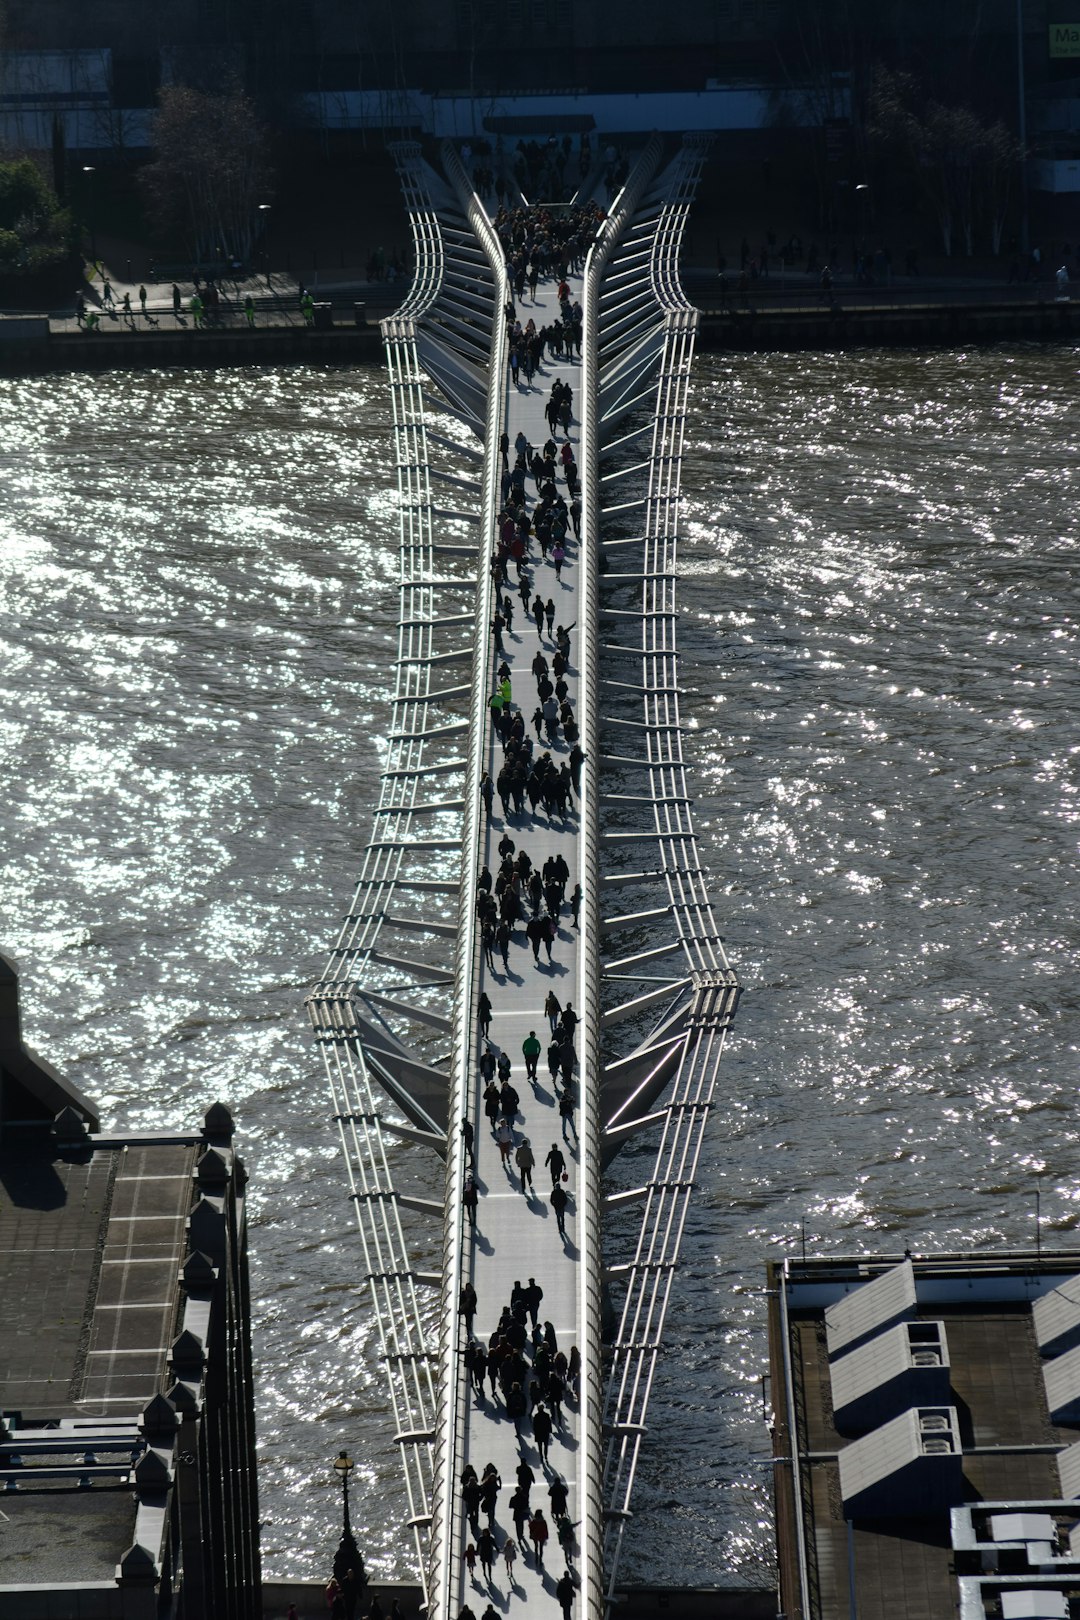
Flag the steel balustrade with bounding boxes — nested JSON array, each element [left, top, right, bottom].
[[309, 132, 737, 1618]]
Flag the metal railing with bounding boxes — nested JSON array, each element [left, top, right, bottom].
[[592, 137, 741, 1605], [425, 139, 509, 1620], [307, 141, 495, 1596]]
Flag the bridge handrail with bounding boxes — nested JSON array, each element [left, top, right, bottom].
[[310, 146, 462, 1596], [582, 133, 666, 1620], [590, 139, 742, 1603], [428, 138, 510, 1620]]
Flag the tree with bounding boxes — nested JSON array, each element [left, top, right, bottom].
[[139, 84, 272, 266], [869, 68, 1023, 257], [0, 157, 74, 274]]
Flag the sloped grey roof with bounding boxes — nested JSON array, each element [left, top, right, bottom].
[[1033, 1275, 1080, 1355], [831, 1319, 949, 1421], [838, 1405, 960, 1513], [825, 1259, 917, 1359], [1044, 1342, 1080, 1421]]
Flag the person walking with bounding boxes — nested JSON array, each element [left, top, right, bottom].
[[528, 1506, 550, 1563], [544, 990, 562, 1034], [172, 282, 182, 317], [522, 1030, 542, 1082], [463, 1474, 482, 1536], [547, 1037, 562, 1087], [477, 991, 492, 1041], [524, 1277, 543, 1329], [551, 1181, 568, 1238], [556, 1572, 575, 1619], [244, 293, 256, 327], [496, 1116, 514, 1166], [463, 1543, 478, 1582], [459, 1281, 477, 1335], [545, 1142, 566, 1185], [461, 1117, 475, 1167], [463, 1176, 478, 1230], [549, 1475, 569, 1518], [502, 1535, 518, 1583], [559, 1088, 577, 1142], [545, 597, 556, 637], [479, 1465, 500, 1525], [515, 1136, 535, 1193], [477, 1526, 496, 1581]]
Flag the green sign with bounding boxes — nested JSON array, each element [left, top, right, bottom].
[[1049, 22, 1080, 56]]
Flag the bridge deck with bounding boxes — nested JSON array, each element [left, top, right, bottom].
[[454, 268, 586, 1613]]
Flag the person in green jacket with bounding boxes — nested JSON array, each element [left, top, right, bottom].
[[522, 1030, 542, 1083]]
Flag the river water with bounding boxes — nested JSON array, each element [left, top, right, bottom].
[[1, 347, 1077, 1586]]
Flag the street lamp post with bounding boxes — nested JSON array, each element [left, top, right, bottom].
[[258, 204, 272, 291], [82, 166, 97, 264], [332, 1450, 365, 1604]]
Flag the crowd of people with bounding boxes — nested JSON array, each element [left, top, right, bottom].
[[457, 1280, 580, 1600], [455, 195, 593, 1620]]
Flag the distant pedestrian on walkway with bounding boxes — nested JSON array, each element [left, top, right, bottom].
[[522, 1030, 541, 1081], [525, 1277, 543, 1328], [138, 284, 147, 319], [463, 1176, 478, 1229], [172, 283, 182, 316], [550, 1181, 568, 1238], [245, 294, 256, 327], [556, 1572, 575, 1619], [515, 1137, 535, 1193], [477, 992, 492, 1040], [502, 1535, 518, 1582], [544, 990, 562, 1034], [545, 1143, 566, 1185], [529, 1504, 550, 1559], [459, 1281, 477, 1335]]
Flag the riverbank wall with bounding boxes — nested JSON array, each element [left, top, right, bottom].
[[0, 298, 1076, 379], [0, 317, 385, 375], [262, 1581, 777, 1620], [697, 296, 1079, 351]]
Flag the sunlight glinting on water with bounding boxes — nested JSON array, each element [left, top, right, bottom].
[[1, 347, 1078, 1582]]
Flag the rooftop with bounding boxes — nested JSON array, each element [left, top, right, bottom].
[[0, 1137, 197, 1418], [0, 1132, 197, 1590], [770, 1251, 1080, 1620]]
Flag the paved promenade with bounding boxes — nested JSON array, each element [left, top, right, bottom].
[[453, 259, 585, 1620]]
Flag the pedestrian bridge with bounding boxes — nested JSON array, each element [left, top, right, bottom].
[[307, 134, 738, 1620]]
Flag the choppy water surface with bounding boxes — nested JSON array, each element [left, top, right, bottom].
[[1, 348, 1077, 1585]]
